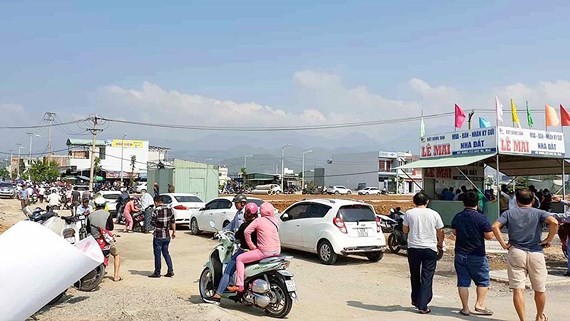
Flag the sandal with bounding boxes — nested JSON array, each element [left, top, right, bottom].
[[459, 310, 470, 316], [475, 307, 493, 315], [538, 313, 548, 321], [113, 277, 123, 282]]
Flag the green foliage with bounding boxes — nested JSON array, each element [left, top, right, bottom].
[[129, 155, 137, 184], [0, 167, 9, 180], [94, 157, 102, 174], [28, 159, 60, 182]]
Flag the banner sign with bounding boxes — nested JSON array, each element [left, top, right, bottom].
[[497, 126, 565, 157], [420, 128, 497, 158], [110, 140, 144, 149]]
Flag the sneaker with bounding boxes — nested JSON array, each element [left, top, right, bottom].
[[203, 296, 220, 305], [148, 273, 161, 278], [164, 272, 174, 277]]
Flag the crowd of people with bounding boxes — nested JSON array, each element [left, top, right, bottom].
[[403, 188, 569, 320]]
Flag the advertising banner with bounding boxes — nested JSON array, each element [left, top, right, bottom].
[[111, 139, 144, 149], [497, 126, 565, 157], [420, 128, 497, 158]]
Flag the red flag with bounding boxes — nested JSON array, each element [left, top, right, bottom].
[[561, 104, 570, 126], [454, 104, 466, 128]]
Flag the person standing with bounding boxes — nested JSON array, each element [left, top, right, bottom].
[[550, 196, 570, 277], [492, 189, 558, 321], [38, 185, 45, 203], [18, 185, 29, 209], [140, 188, 155, 234], [403, 192, 445, 314], [122, 197, 140, 233], [89, 197, 122, 282], [153, 182, 159, 197], [71, 186, 81, 215], [148, 196, 175, 278], [167, 184, 175, 193], [451, 191, 494, 316]]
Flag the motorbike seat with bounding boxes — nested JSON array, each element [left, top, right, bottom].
[[259, 256, 290, 264]]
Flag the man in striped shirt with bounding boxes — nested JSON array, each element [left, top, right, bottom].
[[148, 195, 176, 278]]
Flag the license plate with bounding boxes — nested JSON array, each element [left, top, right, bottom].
[[357, 228, 368, 237], [285, 280, 296, 292]]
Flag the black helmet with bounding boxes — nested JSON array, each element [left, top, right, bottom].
[[232, 194, 247, 203]]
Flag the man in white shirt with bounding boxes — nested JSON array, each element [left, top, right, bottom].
[[76, 198, 93, 216], [46, 190, 61, 209], [140, 188, 155, 233], [403, 192, 445, 314]]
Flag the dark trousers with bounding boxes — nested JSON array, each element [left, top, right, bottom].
[[407, 247, 438, 310], [153, 237, 173, 274], [143, 206, 153, 232]]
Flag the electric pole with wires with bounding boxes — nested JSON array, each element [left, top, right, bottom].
[[85, 115, 105, 192], [43, 112, 56, 157]]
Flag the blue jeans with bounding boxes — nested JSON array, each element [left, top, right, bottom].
[[216, 249, 244, 294], [153, 238, 173, 274], [407, 248, 438, 311], [454, 253, 490, 287]]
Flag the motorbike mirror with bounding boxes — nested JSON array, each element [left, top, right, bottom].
[[395, 207, 401, 211], [209, 220, 216, 229], [389, 208, 395, 213]]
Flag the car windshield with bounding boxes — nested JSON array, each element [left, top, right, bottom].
[[102, 194, 120, 200], [174, 195, 203, 203], [338, 204, 376, 222], [0, 183, 12, 188]]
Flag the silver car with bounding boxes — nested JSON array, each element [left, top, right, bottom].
[[0, 182, 16, 198]]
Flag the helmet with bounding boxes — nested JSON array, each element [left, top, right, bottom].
[[244, 202, 259, 216], [232, 194, 247, 203], [94, 197, 107, 207]]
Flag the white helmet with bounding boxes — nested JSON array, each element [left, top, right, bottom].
[[94, 197, 107, 207]]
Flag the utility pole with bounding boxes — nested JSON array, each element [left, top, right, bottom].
[[87, 116, 104, 192], [43, 112, 56, 157], [281, 144, 290, 193]]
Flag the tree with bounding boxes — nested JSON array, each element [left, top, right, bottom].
[[28, 159, 60, 182], [129, 155, 137, 185], [94, 157, 102, 175], [0, 168, 9, 180]]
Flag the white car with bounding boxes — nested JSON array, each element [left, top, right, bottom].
[[189, 196, 265, 235], [278, 199, 386, 265], [358, 187, 381, 195], [325, 185, 352, 195], [160, 193, 205, 227], [135, 182, 147, 193], [99, 191, 122, 214]]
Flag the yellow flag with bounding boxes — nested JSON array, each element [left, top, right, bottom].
[[510, 99, 521, 128]]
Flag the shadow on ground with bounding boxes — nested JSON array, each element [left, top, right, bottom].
[[128, 269, 154, 276]]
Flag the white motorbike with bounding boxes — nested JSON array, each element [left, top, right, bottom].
[[199, 221, 297, 318]]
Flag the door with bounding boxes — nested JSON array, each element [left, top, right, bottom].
[[301, 204, 331, 250], [279, 203, 310, 248], [213, 199, 233, 230], [199, 200, 219, 230]]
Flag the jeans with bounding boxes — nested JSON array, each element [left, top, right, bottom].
[[143, 206, 153, 232], [153, 237, 173, 274], [407, 247, 438, 311], [216, 249, 244, 294], [454, 253, 490, 287]]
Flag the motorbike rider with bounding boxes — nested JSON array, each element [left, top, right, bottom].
[[224, 194, 247, 233], [76, 197, 93, 216], [89, 196, 122, 282], [46, 190, 61, 211], [228, 202, 281, 293], [206, 202, 259, 304], [122, 196, 140, 233], [115, 188, 130, 224]]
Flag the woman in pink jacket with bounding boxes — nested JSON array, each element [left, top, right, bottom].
[[228, 202, 281, 293]]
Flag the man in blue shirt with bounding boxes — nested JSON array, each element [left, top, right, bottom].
[[451, 191, 494, 316], [224, 194, 247, 233]]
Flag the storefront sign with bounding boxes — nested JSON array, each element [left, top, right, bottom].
[[420, 128, 497, 158], [497, 127, 565, 157], [110, 140, 144, 149]]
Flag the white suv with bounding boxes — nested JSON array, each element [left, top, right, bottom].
[[358, 187, 381, 195], [325, 185, 352, 195], [278, 199, 386, 265]]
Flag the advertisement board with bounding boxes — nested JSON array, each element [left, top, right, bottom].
[[497, 126, 565, 157], [420, 128, 497, 158], [111, 139, 144, 149]]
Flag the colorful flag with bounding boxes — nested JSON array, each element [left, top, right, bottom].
[[510, 99, 521, 128], [526, 101, 534, 128], [455, 104, 466, 128], [479, 117, 491, 128], [420, 114, 426, 137], [495, 96, 504, 125], [561, 104, 570, 126], [545, 104, 560, 127]]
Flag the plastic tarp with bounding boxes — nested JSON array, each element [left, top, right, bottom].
[[0, 221, 103, 320]]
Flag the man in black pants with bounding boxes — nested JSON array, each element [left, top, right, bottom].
[[403, 192, 445, 314]]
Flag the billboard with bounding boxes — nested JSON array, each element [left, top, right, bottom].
[[497, 126, 565, 157], [110, 140, 144, 149]]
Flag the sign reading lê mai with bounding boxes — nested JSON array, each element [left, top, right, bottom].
[[420, 128, 497, 158], [497, 127, 564, 156]]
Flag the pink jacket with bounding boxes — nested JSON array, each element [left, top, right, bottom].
[[245, 203, 281, 255]]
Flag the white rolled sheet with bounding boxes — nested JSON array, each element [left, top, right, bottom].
[[0, 221, 104, 321]]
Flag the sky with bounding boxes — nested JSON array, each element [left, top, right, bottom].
[[1, 0, 570, 169]]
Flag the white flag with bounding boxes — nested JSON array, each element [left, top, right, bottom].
[[495, 96, 504, 125]]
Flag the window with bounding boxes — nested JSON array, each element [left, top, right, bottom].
[[102, 194, 120, 200], [219, 199, 232, 209], [162, 195, 173, 204], [284, 203, 310, 220], [205, 200, 219, 210], [337, 204, 376, 222], [174, 195, 203, 203], [307, 204, 331, 218], [0, 183, 12, 188]]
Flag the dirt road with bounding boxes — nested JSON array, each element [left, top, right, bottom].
[[1, 198, 569, 321]]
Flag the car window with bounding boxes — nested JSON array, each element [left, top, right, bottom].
[[174, 195, 203, 203], [219, 199, 232, 209], [205, 200, 219, 210], [162, 195, 173, 204], [0, 183, 12, 188], [337, 204, 376, 222], [102, 194, 120, 200], [307, 204, 331, 218], [284, 203, 311, 220]]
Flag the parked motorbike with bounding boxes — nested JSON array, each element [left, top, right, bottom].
[[25, 207, 107, 293], [382, 207, 445, 260], [199, 221, 296, 318], [131, 211, 145, 232]]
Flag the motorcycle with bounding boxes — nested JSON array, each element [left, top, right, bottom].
[[25, 207, 107, 293], [130, 211, 145, 232], [382, 207, 445, 261], [199, 221, 297, 318]]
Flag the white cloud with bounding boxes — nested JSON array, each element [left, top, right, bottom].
[[408, 78, 460, 101], [497, 80, 570, 107]]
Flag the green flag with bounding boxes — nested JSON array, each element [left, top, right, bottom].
[[526, 101, 534, 128]]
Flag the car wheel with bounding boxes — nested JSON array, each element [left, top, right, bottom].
[[318, 240, 337, 265], [334, 191, 340, 195], [365, 192, 369, 195], [347, 191, 351, 195], [190, 218, 201, 235], [366, 251, 384, 262]]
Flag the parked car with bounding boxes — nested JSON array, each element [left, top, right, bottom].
[[135, 182, 147, 193], [189, 196, 265, 235], [278, 199, 385, 265], [357, 187, 381, 195], [0, 182, 16, 198], [325, 185, 352, 195], [160, 193, 205, 227], [99, 191, 122, 215]]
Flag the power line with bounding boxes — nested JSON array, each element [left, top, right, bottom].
[[0, 118, 87, 130]]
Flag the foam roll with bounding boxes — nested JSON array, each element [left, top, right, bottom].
[[0, 221, 103, 321]]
